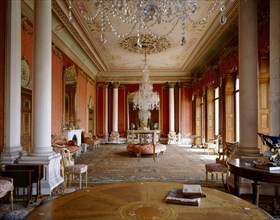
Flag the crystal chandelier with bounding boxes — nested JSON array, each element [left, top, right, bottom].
[[67, 0, 228, 45], [138, 109, 151, 123], [133, 53, 159, 111]]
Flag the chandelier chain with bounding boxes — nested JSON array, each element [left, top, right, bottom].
[[68, 0, 229, 45]]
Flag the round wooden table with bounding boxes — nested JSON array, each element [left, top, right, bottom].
[[229, 158, 280, 206], [26, 182, 273, 220]]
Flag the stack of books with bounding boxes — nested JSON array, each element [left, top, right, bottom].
[[253, 160, 280, 171], [165, 184, 206, 206]]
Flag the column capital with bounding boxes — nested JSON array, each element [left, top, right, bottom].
[[111, 81, 120, 88], [167, 81, 177, 88]]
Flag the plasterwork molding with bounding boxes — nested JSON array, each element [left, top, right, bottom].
[[21, 57, 32, 90], [52, 0, 105, 71], [184, 0, 239, 74], [64, 65, 78, 81], [119, 34, 171, 54], [21, 16, 33, 35], [52, 44, 63, 63]]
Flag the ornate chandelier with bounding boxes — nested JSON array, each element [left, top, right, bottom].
[[67, 0, 228, 45], [133, 53, 159, 111]]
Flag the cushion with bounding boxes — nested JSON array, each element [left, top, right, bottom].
[[65, 164, 88, 173], [0, 180, 13, 194], [127, 144, 166, 155], [205, 163, 227, 173]]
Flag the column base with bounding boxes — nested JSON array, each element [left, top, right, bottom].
[[18, 152, 64, 195], [1, 146, 24, 164], [235, 146, 261, 157]]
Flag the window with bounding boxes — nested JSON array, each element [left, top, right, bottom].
[[235, 77, 240, 142], [214, 87, 219, 136]]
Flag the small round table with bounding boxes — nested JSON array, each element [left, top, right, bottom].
[[26, 182, 273, 219]]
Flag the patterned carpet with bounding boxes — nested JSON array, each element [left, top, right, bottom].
[[1, 144, 280, 219], [76, 144, 218, 185]]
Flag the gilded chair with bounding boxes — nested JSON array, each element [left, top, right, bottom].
[[0, 176, 14, 210], [110, 131, 120, 144], [61, 148, 88, 189], [205, 142, 239, 187], [204, 135, 220, 154], [82, 132, 100, 151], [168, 131, 177, 144]]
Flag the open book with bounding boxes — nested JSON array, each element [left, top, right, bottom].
[[182, 184, 206, 198], [165, 188, 200, 206]]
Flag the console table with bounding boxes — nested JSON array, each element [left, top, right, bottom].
[[26, 182, 273, 219], [126, 130, 161, 161], [126, 130, 160, 144], [228, 158, 280, 206]]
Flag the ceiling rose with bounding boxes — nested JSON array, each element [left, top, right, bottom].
[[119, 34, 171, 54]]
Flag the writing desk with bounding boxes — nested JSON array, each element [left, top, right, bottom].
[[228, 158, 280, 206], [26, 182, 273, 219], [3, 164, 44, 204]]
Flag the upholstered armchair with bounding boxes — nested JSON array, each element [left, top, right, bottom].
[[110, 131, 120, 144], [82, 132, 100, 151], [0, 176, 14, 210], [204, 135, 221, 154], [168, 131, 177, 144], [60, 148, 88, 189]]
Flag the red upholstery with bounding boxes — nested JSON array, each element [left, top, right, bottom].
[[205, 163, 227, 173], [127, 144, 166, 155]]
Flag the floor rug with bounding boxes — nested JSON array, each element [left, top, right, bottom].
[[76, 144, 218, 185]]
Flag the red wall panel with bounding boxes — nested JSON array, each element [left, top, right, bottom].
[[78, 75, 87, 129], [96, 83, 105, 137], [161, 86, 169, 137], [118, 87, 126, 136], [51, 53, 63, 135], [181, 83, 192, 136]]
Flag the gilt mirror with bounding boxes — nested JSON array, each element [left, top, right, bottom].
[[63, 65, 78, 130]]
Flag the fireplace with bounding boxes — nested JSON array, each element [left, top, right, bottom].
[[63, 129, 84, 146]]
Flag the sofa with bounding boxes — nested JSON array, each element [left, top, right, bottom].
[[51, 134, 81, 157]]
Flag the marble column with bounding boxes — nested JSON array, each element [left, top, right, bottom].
[[236, 0, 260, 156], [168, 82, 176, 132], [177, 83, 182, 144], [1, 0, 23, 163], [112, 82, 120, 132], [18, 0, 63, 194], [270, 0, 280, 136], [105, 82, 109, 141]]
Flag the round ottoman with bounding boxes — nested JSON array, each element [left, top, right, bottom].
[[127, 144, 166, 157]]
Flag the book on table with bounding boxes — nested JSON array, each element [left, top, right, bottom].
[[182, 184, 206, 198], [253, 162, 280, 171], [165, 184, 206, 206], [165, 188, 200, 206]]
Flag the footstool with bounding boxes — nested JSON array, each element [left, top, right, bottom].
[[127, 144, 166, 157]]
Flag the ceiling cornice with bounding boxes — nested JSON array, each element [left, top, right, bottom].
[[52, 0, 106, 72], [183, 0, 239, 75], [96, 75, 192, 85]]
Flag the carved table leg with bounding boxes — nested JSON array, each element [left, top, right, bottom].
[[252, 180, 260, 206]]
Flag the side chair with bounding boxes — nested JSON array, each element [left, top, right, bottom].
[[0, 176, 14, 210], [205, 141, 239, 188], [61, 148, 88, 189]]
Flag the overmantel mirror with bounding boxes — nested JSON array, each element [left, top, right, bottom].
[[63, 65, 78, 130], [127, 92, 160, 131]]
